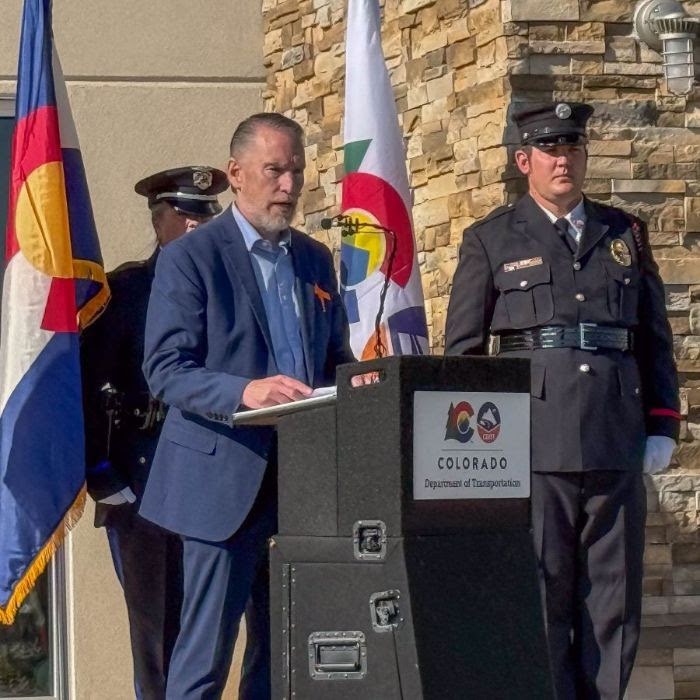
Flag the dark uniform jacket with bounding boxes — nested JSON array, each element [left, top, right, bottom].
[[81, 250, 164, 526], [445, 193, 680, 472]]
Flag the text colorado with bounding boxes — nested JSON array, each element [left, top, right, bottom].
[[438, 456, 508, 470]]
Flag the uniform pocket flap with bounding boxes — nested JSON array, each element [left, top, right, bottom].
[[496, 263, 551, 292], [603, 260, 638, 286], [617, 366, 641, 398], [164, 420, 217, 454], [531, 364, 546, 399]]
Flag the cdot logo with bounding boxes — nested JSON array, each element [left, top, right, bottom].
[[477, 402, 501, 443], [444, 401, 475, 443]]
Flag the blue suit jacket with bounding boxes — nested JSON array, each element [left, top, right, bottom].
[[139, 207, 354, 541]]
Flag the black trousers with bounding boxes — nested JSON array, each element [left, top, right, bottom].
[[106, 505, 184, 700], [531, 471, 646, 700]]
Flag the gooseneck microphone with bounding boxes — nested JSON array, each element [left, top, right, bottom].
[[320, 215, 391, 236], [321, 214, 397, 358], [320, 216, 339, 230]]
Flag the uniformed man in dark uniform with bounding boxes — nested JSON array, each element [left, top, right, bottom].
[[81, 166, 228, 700], [445, 103, 680, 699]]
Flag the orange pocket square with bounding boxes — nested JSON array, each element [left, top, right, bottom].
[[313, 283, 331, 311]]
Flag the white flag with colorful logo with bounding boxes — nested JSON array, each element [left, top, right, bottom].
[[340, 0, 428, 360]]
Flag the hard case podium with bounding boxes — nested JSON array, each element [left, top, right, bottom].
[[271, 356, 553, 699]]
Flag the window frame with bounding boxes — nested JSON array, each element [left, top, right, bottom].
[[0, 95, 13, 118]]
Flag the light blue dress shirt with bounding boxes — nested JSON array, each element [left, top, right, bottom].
[[232, 205, 307, 383], [537, 198, 587, 243]]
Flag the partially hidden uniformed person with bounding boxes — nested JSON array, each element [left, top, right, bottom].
[[444, 103, 680, 700], [80, 165, 228, 700]]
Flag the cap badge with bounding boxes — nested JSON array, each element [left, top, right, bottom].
[[610, 239, 632, 266], [193, 168, 213, 191], [555, 103, 572, 120]]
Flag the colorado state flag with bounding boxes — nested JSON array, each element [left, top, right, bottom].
[[0, 0, 109, 624]]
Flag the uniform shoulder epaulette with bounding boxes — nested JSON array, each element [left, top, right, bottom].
[[470, 204, 514, 230], [590, 198, 641, 227], [108, 258, 149, 283], [627, 214, 648, 261], [593, 199, 648, 261], [112, 258, 147, 272]]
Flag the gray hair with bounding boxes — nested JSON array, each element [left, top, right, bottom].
[[229, 112, 304, 158]]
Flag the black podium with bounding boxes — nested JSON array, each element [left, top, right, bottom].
[[271, 356, 553, 699]]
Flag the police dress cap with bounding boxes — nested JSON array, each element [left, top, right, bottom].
[[134, 165, 228, 216], [513, 102, 594, 146]]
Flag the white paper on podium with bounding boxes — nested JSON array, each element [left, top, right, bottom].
[[231, 386, 337, 426]]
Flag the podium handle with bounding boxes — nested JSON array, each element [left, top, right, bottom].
[[340, 359, 386, 390]]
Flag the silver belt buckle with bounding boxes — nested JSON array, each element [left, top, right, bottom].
[[579, 322, 598, 351], [488, 334, 501, 355]]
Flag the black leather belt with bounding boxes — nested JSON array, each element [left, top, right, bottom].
[[494, 324, 633, 353], [119, 394, 166, 431]]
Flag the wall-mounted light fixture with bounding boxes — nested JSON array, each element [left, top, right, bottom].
[[634, 0, 699, 95]]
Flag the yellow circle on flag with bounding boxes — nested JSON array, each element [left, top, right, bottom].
[[15, 161, 72, 278]]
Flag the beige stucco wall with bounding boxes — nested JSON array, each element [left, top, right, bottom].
[[2, 2, 264, 697], [0, 0, 265, 269], [0, 2, 263, 79]]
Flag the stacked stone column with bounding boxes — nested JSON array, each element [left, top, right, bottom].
[[263, 0, 700, 695]]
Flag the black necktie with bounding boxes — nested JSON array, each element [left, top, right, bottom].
[[554, 217, 576, 254]]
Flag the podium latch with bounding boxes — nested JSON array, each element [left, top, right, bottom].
[[353, 519, 387, 560], [308, 631, 367, 680], [369, 590, 404, 632]]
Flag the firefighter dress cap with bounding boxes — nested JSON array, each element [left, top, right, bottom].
[[134, 165, 228, 216], [513, 102, 594, 146]]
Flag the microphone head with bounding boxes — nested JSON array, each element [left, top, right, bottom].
[[320, 217, 333, 230]]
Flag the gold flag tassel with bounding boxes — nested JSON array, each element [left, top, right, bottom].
[[0, 484, 86, 625]]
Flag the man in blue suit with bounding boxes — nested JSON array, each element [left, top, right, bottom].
[[140, 112, 355, 699], [82, 165, 227, 700]]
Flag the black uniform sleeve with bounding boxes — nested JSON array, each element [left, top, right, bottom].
[[445, 226, 498, 355], [80, 301, 130, 500], [632, 218, 681, 440]]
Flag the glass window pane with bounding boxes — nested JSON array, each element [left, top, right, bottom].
[[0, 573, 52, 697]]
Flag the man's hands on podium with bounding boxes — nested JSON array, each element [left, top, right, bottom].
[[241, 375, 312, 409], [351, 371, 379, 386]]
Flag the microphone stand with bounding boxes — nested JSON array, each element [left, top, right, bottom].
[[322, 216, 397, 359]]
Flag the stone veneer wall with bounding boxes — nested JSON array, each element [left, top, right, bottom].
[[262, 0, 700, 696]]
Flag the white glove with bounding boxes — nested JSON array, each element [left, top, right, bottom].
[[98, 486, 137, 506], [642, 436, 676, 475]]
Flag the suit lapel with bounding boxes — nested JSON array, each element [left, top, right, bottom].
[[290, 231, 316, 384], [576, 199, 610, 260], [220, 211, 275, 355]]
